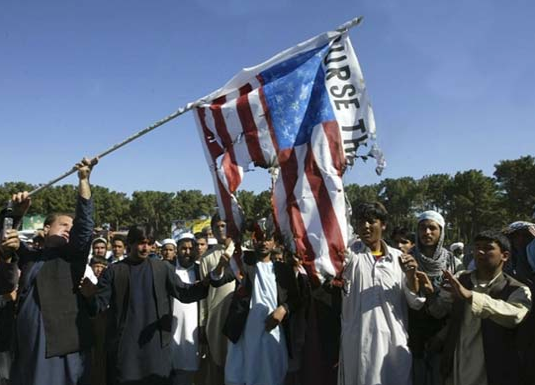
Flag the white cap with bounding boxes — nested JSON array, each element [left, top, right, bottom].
[[418, 210, 445, 228], [504, 221, 535, 234], [92, 237, 108, 246], [450, 242, 464, 252], [161, 238, 177, 247], [176, 232, 195, 243]]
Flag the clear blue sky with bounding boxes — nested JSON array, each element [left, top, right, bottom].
[[1, 0, 534, 195]]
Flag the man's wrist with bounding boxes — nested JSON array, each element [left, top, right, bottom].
[[464, 290, 473, 302], [0, 256, 12, 263]]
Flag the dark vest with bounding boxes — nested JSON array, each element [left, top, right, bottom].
[[109, 259, 174, 351], [35, 254, 92, 358], [441, 272, 525, 385], [222, 258, 298, 357]]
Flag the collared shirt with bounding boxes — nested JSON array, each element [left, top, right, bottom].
[[435, 271, 532, 385], [338, 241, 425, 385], [107, 253, 125, 264]]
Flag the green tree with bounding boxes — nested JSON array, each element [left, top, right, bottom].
[[236, 190, 256, 218], [345, 183, 380, 207], [236, 190, 273, 220], [252, 190, 273, 219], [378, 177, 421, 229], [447, 170, 504, 243], [91, 186, 131, 230], [419, 173, 453, 214], [33, 185, 78, 215], [494, 155, 535, 222], [172, 190, 216, 220], [130, 191, 175, 238]]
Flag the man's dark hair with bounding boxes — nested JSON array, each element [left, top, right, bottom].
[[111, 234, 126, 245], [44, 212, 74, 227], [89, 255, 108, 266], [391, 226, 415, 243], [194, 232, 207, 241], [353, 202, 388, 224], [126, 224, 155, 245], [475, 230, 511, 253], [210, 213, 222, 230]]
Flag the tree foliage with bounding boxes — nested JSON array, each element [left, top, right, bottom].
[[1, 155, 532, 244], [494, 156, 535, 222], [378, 177, 422, 229], [446, 170, 504, 242]]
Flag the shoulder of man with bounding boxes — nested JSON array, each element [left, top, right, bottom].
[[148, 256, 172, 270], [386, 244, 402, 257], [273, 260, 291, 271], [503, 272, 528, 289], [106, 259, 127, 276], [456, 269, 472, 279]]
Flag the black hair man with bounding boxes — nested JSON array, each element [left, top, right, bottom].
[[391, 226, 416, 254], [211, 216, 299, 385], [169, 232, 202, 385], [81, 224, 209, 385], [427, 230, 531, 385], [9, 157, 97, 385], [338, 202, 426, 385], [197, 213, 236, 385], [408, 210, 463, 385], [108, 234, 127, 264]]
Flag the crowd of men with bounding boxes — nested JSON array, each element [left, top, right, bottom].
[[0, 158, 534, 385]]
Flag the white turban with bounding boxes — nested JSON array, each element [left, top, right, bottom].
[[176, 232, 195, 243], [503, 221, 535, 235], [417, 210, 445, 228], [161, 238, 177, 247], [450, 242, 464, 252]]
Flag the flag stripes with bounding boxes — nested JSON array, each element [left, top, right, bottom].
[[194, 30, 380, 279]]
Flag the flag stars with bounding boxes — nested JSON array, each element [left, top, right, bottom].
[[261, 44, 337, 150], [299, 84, 312, 101], [286, 82, 296, 94], [295, 68, 310, 80]]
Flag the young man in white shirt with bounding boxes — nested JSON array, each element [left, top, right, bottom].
[[338, 202, 427, 385]]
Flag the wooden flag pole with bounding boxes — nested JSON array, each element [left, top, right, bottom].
[[27, 100, 201, 197], [23, 16, 364, 198]]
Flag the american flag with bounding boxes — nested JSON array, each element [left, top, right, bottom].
[[194, 24, 383, 280]]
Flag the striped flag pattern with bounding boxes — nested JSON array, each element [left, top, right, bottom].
[[194, 28, 381, 279]]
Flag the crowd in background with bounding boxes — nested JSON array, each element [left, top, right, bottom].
[[0, 159, 534, 385]]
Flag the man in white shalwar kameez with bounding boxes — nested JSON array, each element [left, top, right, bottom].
[[211, 217, 298, 385], [170, 234, 201, 385], [225, 259, 288, 385], [338, 202, 428, 385]]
